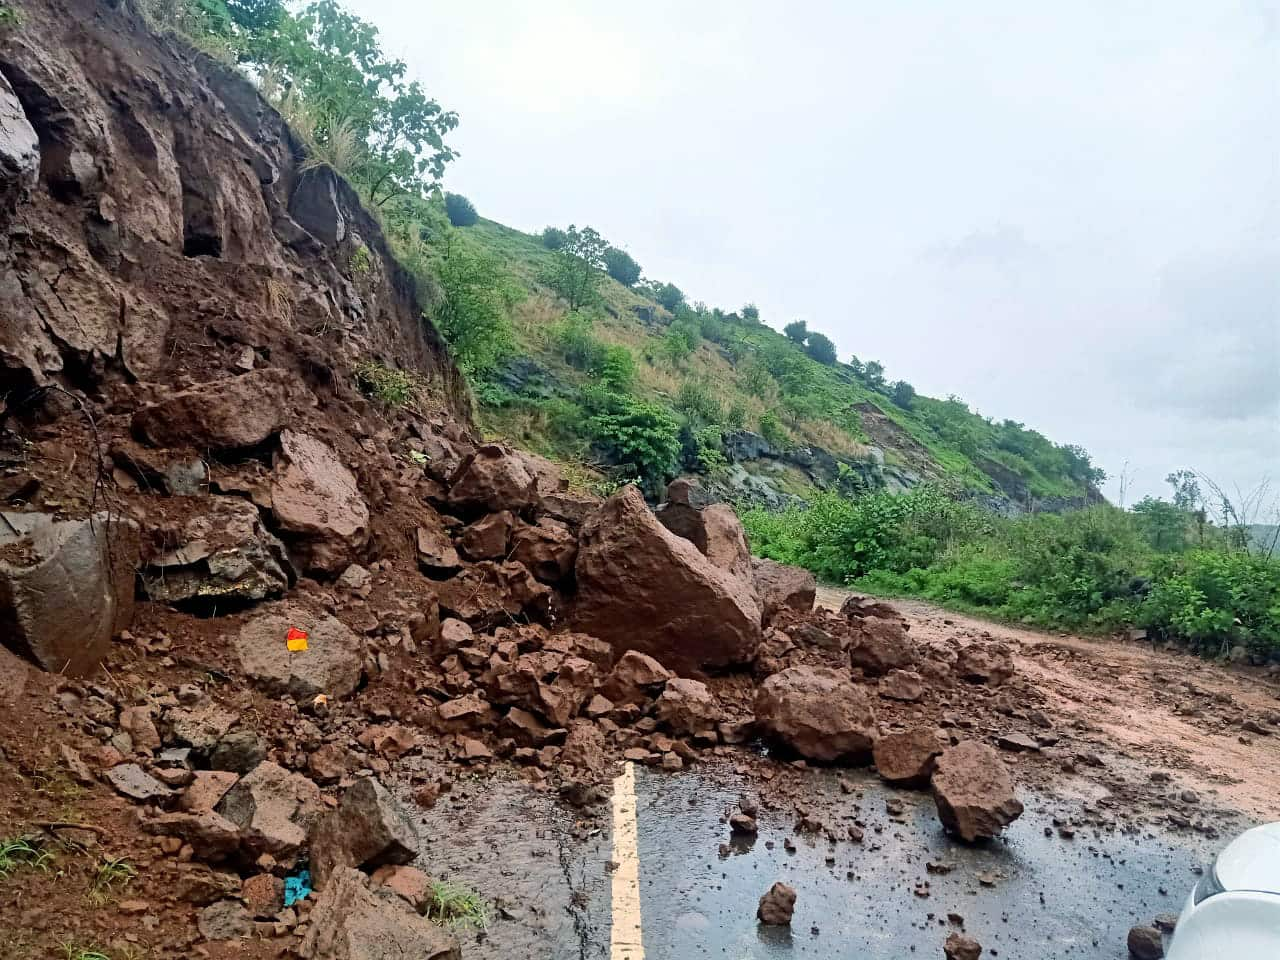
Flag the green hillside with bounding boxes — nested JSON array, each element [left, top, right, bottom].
[[447, 215, 1105, 507]]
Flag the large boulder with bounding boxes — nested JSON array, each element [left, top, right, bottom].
[[447, 443, 539, 514], [457, 511, 514, 561], [931, 741, 1024, 841], [752, 558, 816, 624], [848, 616, 916, 676], [140, 498, 292, 605], [573, 486, 761, 672], [753, 666, 877, 763], [954, 644, 1016, 686], [655, 678, 723, 740], [599, 650, 673, 706], [656, 499, 754, 584], [435, 561, 552, 629], [310, 777, 418, 891], [271, 430, 369, 573], [873, 728, 944, 787], [215, 761, 325, 860], [0, 511, 139, 675], [510, 517, 577, 583], [299, 866, 460, 960], [234, 604, 364, 699], [132, 369, 305, 451]]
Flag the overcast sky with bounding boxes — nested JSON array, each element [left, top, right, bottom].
[[350, 0, 1279, 509]]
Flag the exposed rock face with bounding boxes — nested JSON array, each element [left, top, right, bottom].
[[271, 430, 370, 574], [299, 866, 460, 960], [754, 666, 877, 763], [132, 369, 305, 451], [757, 881, 797, 925], [655, 678, 723, 740], [310, 777, 418, 891], [955, 644, 1015, 686], [873, 728, 943, 786], [930, 741, 1024, 841], [0, 510, 139, 675], [0, 72, 40, 210], [447, 443, 539, 514], [573, 486, 761, 671], [140, 498, 292, 605], [215, 761, 325, 860], [752, 558, 817, 624], [234, 604, 363, 700]]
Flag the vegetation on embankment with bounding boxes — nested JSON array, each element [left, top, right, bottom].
[[743, 483, 1280, 657]]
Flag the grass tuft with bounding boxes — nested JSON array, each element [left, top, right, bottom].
[[354, 359, 420, 408], [89, 857, 136, 905], [424, 880, 490, 930], [0, 837, 53, 878]]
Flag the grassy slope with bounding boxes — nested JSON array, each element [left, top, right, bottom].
[[458, 217, 1091, 501]]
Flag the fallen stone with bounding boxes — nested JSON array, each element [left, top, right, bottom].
[[754, 666, 877, 763], [510, 517, 578, 583], [1127, 924, 1164, 960], [751, 558, 817, 624], [574, 486, 761, 671], [299, 866, 460, 960], [308, 743, 350, 783], [242, 873, 285, 918], [210, 729, 267, 774], [370, 864, 432, 911], [179, 771, 240, 813], [165, 703, 239, 754], [415, 511, 460, 574], [996, 732, 1041, 753], [271, 430, 369, 573], [874, 729, 944, 787], [655, 678, 723, 740], [234, 604, 363, 700], [142, 810, 241, 861], [559, 720, 607, 774], [216, 761, 325, 860], [656, 499, 754, 584], [458, 511, 515, 560], [878, 669, 925, 702], [757, 881, 796, 925], [944, 931, 983, 960], [119, 706, 162, 753], [955, 644, 1015, 686], [600, 650, 674, 706], [107, 763, 174, 803], [310, 777, 419, 891], [540, 490, 603, 526], [931, 741, 1024, 841], [0, 511, 139, 675], [198, 899, 252, 942], [848, 616, 915, 676], [436, 561, 551, 629], [730, 813, 758, 835], [447, 443, 539, 514], [839, 595, 902, 621], [133, 369, 305, 450]]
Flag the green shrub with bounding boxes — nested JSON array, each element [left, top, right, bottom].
[[433, 246, 517, 375], [783, 319, 807, 343], [661, 321, 699, 365], [603, 246, 642, 286], [675, 379, 723, 424], [741, 360, 776, 399], [354, 360, 417, 407], [693, 425, 726, 471], [598, 345, 636, 392], [758, 411, 788, 449], [741, 303, 760, 323], [804, 331, 837, 365], [724, 401, 748, 430], [1141, 550, 1280, 655], [551, 311, 607, 371], [590, 395, 682, 495], [444, 193, 478, 227], [541, 226, 568, 250]]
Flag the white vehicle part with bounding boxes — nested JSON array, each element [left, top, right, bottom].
[[1166, 890, 1280, 959]]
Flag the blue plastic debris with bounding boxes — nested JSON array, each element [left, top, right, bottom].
[[284, 868, 312, 907]]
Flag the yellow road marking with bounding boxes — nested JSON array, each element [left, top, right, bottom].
[[610, 761, 645, 960]]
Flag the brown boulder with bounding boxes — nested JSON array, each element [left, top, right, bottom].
[[234, 604, 363, 700], [849, 616, 916, 676], [955, 644, 1015, 686], [458, 511, 514, 561], [655, 500, 753, 583], [142, 810, 240, 861], [414, 513, 460, 574], [310, 777, 419, 891], [490, 651, 597, 727], [271, 430, 369, 573], [436, 561, 552, 629], [370, 864, 432, 911], [878, 669, 925, 702], [754, 666, 877, 763], [873, 729, 943, 786], [540, 490, 602, 526], [511, 517, 578, 583], [655, 678, 723, 740], [931, 741, 1024, 841], [132, 369, 306, 450], [1126, 925, 1163, 960], [757, 881, 796, 925], [573, 486, 761, 671], [447, 443, 539, 514], [751, 558, 816, 624], [559, 720, 608, 774], [215, 761, 325, 860], [600, 650, 674, 706], [0, 511, 138, 675], [945, 932, 983, 960], [839, 594, 901, 621], [299, 866, 460, 960]]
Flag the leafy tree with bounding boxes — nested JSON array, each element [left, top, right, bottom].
[[889, 380, 916, 409], [804, 331, 837, 365], [741, 303, 760, 323], [602, 246, 642, 287], [661, 319, 699, 365], [676, 379, 723, 424], [649, 281, 685, 312], [541, 225, 607, 310], [783, 319, 808, 344], [433, 244, 517, 375], [591, 396, 682, 494], [443, 192, 477, 227], [541, 226, 568, 250], [1166, 470, 1202, 512], [1132, 497, 1190, 553], [862, 360, 886, 390]]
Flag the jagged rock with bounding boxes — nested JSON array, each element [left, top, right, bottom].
[[310, 778, 419, 891], [289, 166, 346, 245], [210, 729, 266, 774], [132, 369, 305, 450], [655, 678, 723, 740], [0, 72, 40, 210], [655, 499, 755, 585], [198, 899, 252, 942], [490, 651, 597, 727], [119, 706, 162, 753], [242, 873, 285, 918], [0, 511, 139, 675], [215, 761, 325, 860], [839, 594, 901, 621], [511, 517, 578, 583], [271, 430, 369, 573], [754, 666, 877, 763], [955, 644, 1015, 686], [140, 498, 292, 605], [931, 741, 1024, 841], [945, 932, 983, 960], [664, 477, 714, 509], [108, 437, 208, 496], [458, 511, 514, 561], [751, 558, 816, 624], [370, 864, 432, 911], [501, 706, 561, 746], [142, 810, 241, 860], [757, 881, 796, 925], [559, 720, 607, 774], [436, 561, 551, 629], [165, 703, 239, 754], [573, 486, 761, 671], [435, 618, 474, 656], [107, 763, 174, 802], [178, 771, 240, 814], [1127, 925, 1163, 960], [447, 443, 539, 514], [600, 650, 674, 706], [234, 604, 363, 700], [299, 866, 460, 960], [415, 513, 460, 574], [848, 616, 916, 676], [878, 669, 925, 702], [996, 732, 1040, 753], [308, 743, 350, 783], [539, 490, 602, 526], [873, 729, 943, 786]]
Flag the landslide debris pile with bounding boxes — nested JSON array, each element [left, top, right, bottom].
[[0, 2, 1051, 955]]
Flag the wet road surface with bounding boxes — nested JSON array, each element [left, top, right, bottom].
[[404, 763, 1225, 959]]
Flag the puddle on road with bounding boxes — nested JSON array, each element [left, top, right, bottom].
[[403, 764, 1226, 960]]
